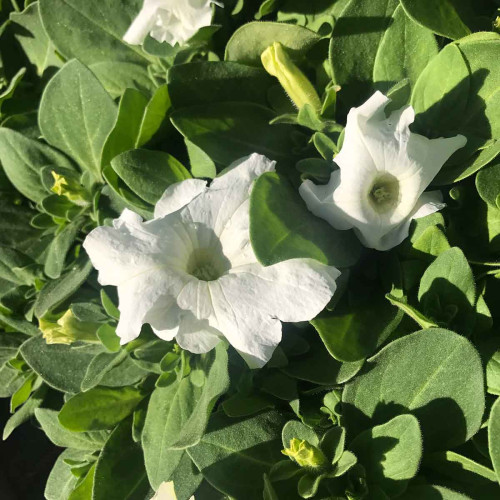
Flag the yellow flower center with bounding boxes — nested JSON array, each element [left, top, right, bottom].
[[368, 173, 400, 213]]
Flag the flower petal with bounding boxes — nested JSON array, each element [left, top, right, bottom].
[[299, 172, 353, 230], [207, 279, 282, 368], [154, 179, 207, 218], [83, 210, 192, 286], [181, 154, 275, 237], [144, 297, 182, 341], [116, 269, 185, 344], [299, 91, 466, 251], [228, 259, 339, 322], [176, 313, 222, 354], [123, 0, 163, 45], [406, 133, 467, 192], [371, 190, 445, 251], [206, 259, 339, 368]]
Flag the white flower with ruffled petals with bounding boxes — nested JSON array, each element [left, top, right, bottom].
[[83, 154, 339, 368], [123, 0, 217, 46], [299, 91, 467, 251]]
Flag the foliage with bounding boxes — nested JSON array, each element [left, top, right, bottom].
[[0, 0, 499, 499]]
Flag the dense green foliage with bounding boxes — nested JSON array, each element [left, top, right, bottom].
[[0, 0, 499, 499]]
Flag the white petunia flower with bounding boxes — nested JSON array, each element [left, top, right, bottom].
[[299, 91, 467, 251], [123, 0, 218, 46], [83, 154, 339, 368], [150, 481, 193, 500]]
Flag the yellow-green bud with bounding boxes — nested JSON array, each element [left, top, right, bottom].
[[51, 172, 90, 206], [39, 310, 99, 345], [494, 16, 500, 33], [261, 42, 321, 111], [282, 438, 327, 468]]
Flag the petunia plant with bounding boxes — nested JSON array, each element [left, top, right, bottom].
[[0, 0, 498, 499]]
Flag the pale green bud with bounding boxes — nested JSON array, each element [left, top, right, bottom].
[[261, 42, 321, 111], [494, 16, 500, 33], [51, 172, 90, 206], [39, 310, 99, 345], [282, 438, 327, 468]]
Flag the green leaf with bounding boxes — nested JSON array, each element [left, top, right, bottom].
[[489, 397, 500, 483], [68, 463, 95, 500], [185, 139, 217, 179], [10, 2, 61, 76], [437, 140, 500, 186], [168, 61, 274, 108], [329, 0, 398, 111], [89, 61, 155, 100], [410, 225, 451, 259], [45, 449, 86, 500], [0, 68, 26, 117], [250, 172, 361, 267], [282, 332, 363, 385], [412, 34, 500, 169], [0, 128, 74, 203], [93, 419, 151, 500], [35, 408, 107, 451], [44, 218, 84, 279], [298, 473, 323, 498], [10, 371, 36, 412], [34, 256, 93, 318], [100, 289, 120, 320], [400, 0, 472, 40], [101, 85, 170, 168], [59, 386, 145, 431], [476, 160, 500, 208], [373, 4, 438, 92], [312, 293, 401, 362], [171, 452, 203, 500], [422, 451, 499, 498], [418, 247, 476, 334], [142, 344, 229, 489], [0, 364, 24, 398], [222, 393, 274, 418], [0, 199, 42, 252], [398, 484, 472, 499], [411, 43, 469, 143], [187, 410, 287, 499], [276, 0, 345, 33], [342, 328, 485, 451], [80, 349, 128, 392], [102, 166, 153, 218], [385, 294, 438, 330], [3, 384, 47, 440], [349, 414, 422, 497], [282, 420, 319, 448], [0, 332, 26, 365], [320, 426, 345, 464], [97, 324, 121, 353], [21, 336, 103, 393], [0, 247, 38, 286], [39, 60, 117, 179], [39, 0, 148, 66], [111, 149, 191, 205], [225, 22, 320, 66], [171, 102, 295, 168]]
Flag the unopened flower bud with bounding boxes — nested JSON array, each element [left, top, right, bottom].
[[282, 438, 327, 468], [39, 310, 99, 345], [261, 42, 321, 111], [51, 172, 90, 206]]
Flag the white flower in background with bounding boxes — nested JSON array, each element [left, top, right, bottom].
[[123, 0, 218, 46], [83, 154, 339, 368], [150, 481, 193, 500], [299, 91, 467, 251]]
